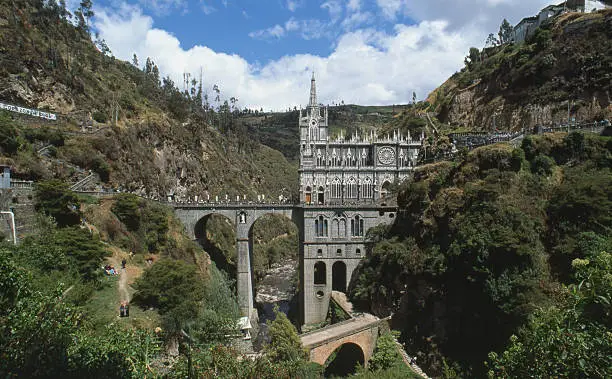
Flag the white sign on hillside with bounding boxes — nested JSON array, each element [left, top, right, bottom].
[[0, 101, 57, 121]]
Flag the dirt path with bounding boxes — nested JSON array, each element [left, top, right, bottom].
[[107, 246, 143, 304], [118, 267, 130, 302]]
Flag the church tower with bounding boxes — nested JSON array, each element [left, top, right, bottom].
[[299, 73, 328, 156]]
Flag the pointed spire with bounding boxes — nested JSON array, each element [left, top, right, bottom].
[[309, 72, 317, 108]]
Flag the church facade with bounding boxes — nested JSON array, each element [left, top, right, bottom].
[[299, 74, 424, 325]]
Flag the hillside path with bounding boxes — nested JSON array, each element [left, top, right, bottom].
[[119, 267, 130, 302]]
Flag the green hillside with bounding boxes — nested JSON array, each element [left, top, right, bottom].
[[349, 132, 611, 377]]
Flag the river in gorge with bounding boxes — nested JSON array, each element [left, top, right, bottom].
[[252, 259, 299, 351]]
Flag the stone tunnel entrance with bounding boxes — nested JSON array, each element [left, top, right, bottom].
[[324, 343, 365, 377]]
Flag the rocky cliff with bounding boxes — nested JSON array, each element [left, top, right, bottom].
[[427, 9, 612, 132], [0, 0, 297, 201]]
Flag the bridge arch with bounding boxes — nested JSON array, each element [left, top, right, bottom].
[[324, 342, 365, 377], [247, 212, 300, 280], [194, 213, 236, 276]]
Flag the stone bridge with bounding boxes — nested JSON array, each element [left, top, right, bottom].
[[173, 203, 303, 319], [300, 314, 390, 369]]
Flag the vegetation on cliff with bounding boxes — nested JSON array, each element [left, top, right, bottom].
[[0, 0, 297, 200], [350, 132, 611, 377], [426, 9, 612, 131]]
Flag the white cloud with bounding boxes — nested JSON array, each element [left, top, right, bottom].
[[287, 0, 303, 12], [347, 0, 361, 12], [321, 0, 344, 22], [200, 1, 216, 15], [376, 0, 406, 19], [250, 18, 331, 41], [94, 1, 560, 110], [138, 0, 187, 15], [341, 11, 372, 31], [377, 0, 553, 31], [249, 24, 286, 40]]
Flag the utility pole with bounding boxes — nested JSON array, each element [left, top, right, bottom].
[[567, 98, 571, 133]]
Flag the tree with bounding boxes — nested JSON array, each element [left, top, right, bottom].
[[485, 33, 498, 48], [75, 0, 94, 31], [111, 193, 142, 231], [34, 180, 81, 227], [487, 252, 612, 378], [464, 47, 481, 69], [133, 259, 206, 332], [0, 111, 21, 155], [498, 19, 513, 44], [59, 0, 71, 19], [369, 332, 404, 371], [132, 53, 139, 68], [265, 307, 306, 363]]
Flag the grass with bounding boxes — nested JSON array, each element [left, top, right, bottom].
[[354, 364, 422, 379], [82, 266, 160, 332]]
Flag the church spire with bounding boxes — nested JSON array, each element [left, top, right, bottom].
[[309, 72, 317, 107]]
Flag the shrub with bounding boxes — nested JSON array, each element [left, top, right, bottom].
[[530, 154, 555, 176], [0, 111, 21, 155], [92, 111, 107, 123], [35, 180, 81, 227]]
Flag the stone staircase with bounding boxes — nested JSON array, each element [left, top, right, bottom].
[[70, 171, 98, 191], [393, 337, 431, 379]]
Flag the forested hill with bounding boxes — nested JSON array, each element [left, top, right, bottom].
[[0, 0, 296, 200], [425, 9, 612, 132], [349, 132, 611, 377]]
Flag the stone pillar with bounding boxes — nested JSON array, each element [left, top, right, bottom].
[[236, 223, 253, 319]]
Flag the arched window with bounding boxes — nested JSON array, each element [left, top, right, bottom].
[[351, 216, 364, 237], [336, 249, 342, 257], [347, 177, 357, 199], [333, 219, 339, 238], [316, 150, 324, 167], [305, 186, 312, 204], [381, 181, 392, 199], [314, 261, 326, 285], [331, 177, 342, 199], [362, 177, 373, 199], [318, 186, 325, 205], [339, 219, 346, 237], [317, 249, 323, 257], [316, 216, 328, 237], [356, 248, 361, 257]]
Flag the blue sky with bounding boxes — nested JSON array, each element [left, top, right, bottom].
[[91, 0, 554, 110]]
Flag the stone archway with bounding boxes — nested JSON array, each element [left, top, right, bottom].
[[194, 213, 236, 277], [324, 342, 365, 377]]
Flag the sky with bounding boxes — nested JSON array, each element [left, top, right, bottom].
[[88, 0, 555, 110]]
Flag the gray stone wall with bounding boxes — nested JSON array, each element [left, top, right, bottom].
[[300, 207, 397, 325]]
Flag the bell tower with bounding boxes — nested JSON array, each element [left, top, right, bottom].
[[299, 72, 328, 157]]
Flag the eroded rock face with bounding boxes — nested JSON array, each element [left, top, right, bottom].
[[0, 73, 75, 114], [430, 10, 612, 131], [443, 81, 611, 131]]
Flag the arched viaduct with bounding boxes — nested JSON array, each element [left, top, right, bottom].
[[173, 203, 302, 319], [173, 202, 397, 325]]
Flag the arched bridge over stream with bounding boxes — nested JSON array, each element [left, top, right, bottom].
[[173, 202, 399, 325]]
